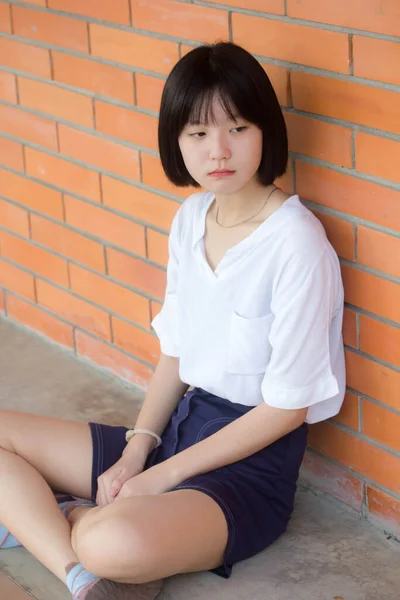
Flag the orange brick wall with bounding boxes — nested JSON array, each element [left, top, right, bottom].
[[0, 0, 399, 535]]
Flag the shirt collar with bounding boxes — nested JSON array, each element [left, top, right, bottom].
[[191, 193, 300, 251]]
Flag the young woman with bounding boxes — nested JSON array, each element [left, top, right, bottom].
[[0, 42, 345, 599]]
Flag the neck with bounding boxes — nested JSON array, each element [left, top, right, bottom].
[[214, 182, 275, 225]]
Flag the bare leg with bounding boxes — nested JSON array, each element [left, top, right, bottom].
[[0, 410, 93, 581], [69, 490, 229, 583], [0, 446, 82, 580], [0, 411, 228, 594], [0, 411, 163, 599]]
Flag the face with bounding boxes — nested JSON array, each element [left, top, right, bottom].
[[178, 95, 263, 195]]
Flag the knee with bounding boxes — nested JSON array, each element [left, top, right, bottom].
[[73, 509, 151, 582]]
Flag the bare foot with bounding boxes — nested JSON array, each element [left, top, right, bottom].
[[75, 577, 164, 600]]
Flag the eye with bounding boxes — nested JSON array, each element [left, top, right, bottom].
[[189, 131, 206, 138], [231, 126, 247, 133]]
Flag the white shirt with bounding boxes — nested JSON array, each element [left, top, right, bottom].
[[152, 191, 346, 424]]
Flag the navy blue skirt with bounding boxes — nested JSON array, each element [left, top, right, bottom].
[[89, 387, 307, 578]]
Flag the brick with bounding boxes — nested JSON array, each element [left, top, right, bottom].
[[346, 350, 400, 411], [76, 330, 153, 388], [0, 138, 24, 172], [292, 72, 400, 135], [101, 176, 179, 231], [112, 317, 160, 365], [0, 37, 51, 78], [12, 6, 89, 52], [7, 293, 74, 348], [52, 52, 135, 104], [147, 229, 169, 267], [131, 0, 229, 44], [24, 0, 46, 5], [30, 214, 106, 273], [311, 211, 355, 261], [233, 13, 349, 73], [64, 195, 146, 257], [262, 64, 290, 108], [363, 400, 400, 454], [0, 105, 58, 150], [150, 300, 162, 322], [18, 78, 94, 128], [70, 264, 150, 329], [0, 71, 17, 103], [341, 264, 400, 324], [0, 3, 11, 33], [287, 0, 400, 38], [180, 44, 197, 57], [359, 315, 400, 368], [141, 153, 197, 199], [308, 420, 400, 494], [355, 132, 400, 184], [0, 199, 30, 238], [107, 247, 166, 300], [90, 24, 179, 75], [203, 0, 284, 13], [25, 148, 101, 203], [48, 0, 131, 25], [300, 450, 363, 512], [342, 308, 358, 349], [0, 258, 36, 301], [275, 166, 294, 195], [366, 486, 400, 537], [95, 101, 158, 152], [296, 162, 400, 233], [59, 125, 140, 182], [0, 230, 69, 287], [354, 37, 400, 87], [0, 168, 63, 219], [358, 226, 400, 280], [0, 289, 4, 312], [333, 391, 359, 431], [37, 279, 111, 340], [135, 73, 165, 113], [286, 113, 352, 168]]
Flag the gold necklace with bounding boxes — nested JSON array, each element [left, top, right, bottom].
[[215, 185, 277, 228]]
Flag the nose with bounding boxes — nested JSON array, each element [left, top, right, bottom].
[[209, 132, 231, 161]]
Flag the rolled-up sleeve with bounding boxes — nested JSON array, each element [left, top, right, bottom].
[[261, 249, 340, 410], [151, 209, 181, 357]]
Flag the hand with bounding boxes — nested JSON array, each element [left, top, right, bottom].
[[96, 453, 147, 506], [116, 463, 176, 500]]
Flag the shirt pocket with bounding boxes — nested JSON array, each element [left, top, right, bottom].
[[227, 311, 274, 375]]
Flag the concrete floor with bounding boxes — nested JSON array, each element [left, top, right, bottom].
[[0, 316, 400, 600]]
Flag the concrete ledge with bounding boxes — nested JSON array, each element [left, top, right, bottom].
[[1, 317, 399, 600]]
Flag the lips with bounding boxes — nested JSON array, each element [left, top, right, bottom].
[[208, 169, 236, 176]]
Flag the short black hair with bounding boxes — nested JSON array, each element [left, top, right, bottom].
[[158, 41, 288, 188]]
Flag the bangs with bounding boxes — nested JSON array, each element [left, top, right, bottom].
[[186, 85, 240, 126]]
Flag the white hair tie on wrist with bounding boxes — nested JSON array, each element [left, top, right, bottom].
[[125, 428, 162, 448]]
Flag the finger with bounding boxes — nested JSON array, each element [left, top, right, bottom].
[[97, 479, 107, 507], [106, 469, 125, 504], [109, 476, 124, 500], [96, 478, 102, 506], [115, 485, 125, 500]]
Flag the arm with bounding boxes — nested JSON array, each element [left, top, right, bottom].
[[154, 402, 307, 487], [96, 352, 188, 505], [125, 204, 187, 463], [123, 352, 189, 462]]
